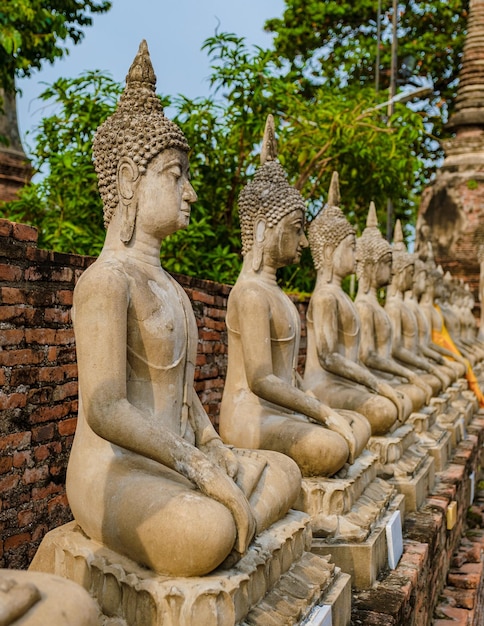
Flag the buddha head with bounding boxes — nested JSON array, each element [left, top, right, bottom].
[[355, 202, 392, 293], [93, 40, 192, 243], [238, 115, 308, 271], [308, 172, 356, 283], [390, 220, 415, 293]]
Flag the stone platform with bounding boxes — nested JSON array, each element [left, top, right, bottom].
[[29, 510, 351, 626], [367, 424, 435, 512], [351, 412, 484, 625]]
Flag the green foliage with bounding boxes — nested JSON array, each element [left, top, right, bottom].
[[3, 72, 120, 255], [2, 1, 460, 292], [0, 0, 111, 90], [265, 0, 468, 171]]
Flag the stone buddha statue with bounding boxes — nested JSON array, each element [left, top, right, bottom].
[[384, 221, 447, 395], [219, 120, 370, 477], [302, 184, 401, 435], [478, 244, 484, 342], [0, 570, 98, 625], [354, 203, 431, 415], [404, 256, 456, 387], [424, 263, 484, 406], [65, 42, 301, 577]]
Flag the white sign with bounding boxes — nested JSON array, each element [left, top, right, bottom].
[[303, 604, 332, 626], [470, 471, 476, 504], [386, 510, 403, 569]]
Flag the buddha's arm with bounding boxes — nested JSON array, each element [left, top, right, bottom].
[[74, 270, 255, 554], [358, 302, 423, 381], [386, 301, 437, 372], [311, 293, 379, 391], [236, 286, 355, 449]]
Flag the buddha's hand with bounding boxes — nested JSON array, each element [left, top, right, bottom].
[[376, 382, 404, 423], [200, 438, 239, 479], [322, 408, 357, 464], [411, 377, 433, 404], [192, 455, 256, 555]]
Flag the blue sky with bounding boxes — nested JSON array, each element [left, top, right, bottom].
[[16, 0, 285, 152]]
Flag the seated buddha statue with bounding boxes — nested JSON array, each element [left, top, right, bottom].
[[422, 262, 484, 406], [384, 221, 447, 395], [404, 256, 456, 387], [354, 203, 431, 415], [66, 42, 302, 578], [302, 185, 401, 436], [219, 120, 370, 478], [479, 244, 484, 343]]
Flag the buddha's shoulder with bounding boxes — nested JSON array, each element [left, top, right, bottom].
[[75, 257, 129, 296]]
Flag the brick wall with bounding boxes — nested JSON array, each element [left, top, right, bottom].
[[0, 218, 309, 568]]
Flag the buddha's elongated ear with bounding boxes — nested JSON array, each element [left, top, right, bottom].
[[252, 216, 267, 272], [117, 157, 140, 244]]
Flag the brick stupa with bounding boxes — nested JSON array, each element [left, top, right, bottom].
[[416, 0, 484, 299], [0, 88, 32, 202]]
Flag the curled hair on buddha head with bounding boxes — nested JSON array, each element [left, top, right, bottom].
[[308, 171, 355, 271], [391, 219, 415, 275], [238, 114, 307, 258], [93, 40, 190, 231], [355, 201, 392, 281]]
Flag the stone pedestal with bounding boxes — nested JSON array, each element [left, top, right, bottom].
[[30, 511, 351, 626], [311, 494, 405, 590], [367, 424, 435, 512], [294, 450, 406, 589]]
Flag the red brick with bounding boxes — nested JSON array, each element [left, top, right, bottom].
[[191, 290, 215, 305], [4, 532, 31, 551], [441, 587, 476, 609], [0, 329, 24, 346], [0, 456, 13, 474], [24, 328, 57, 345], [47, 493, 69, 515], [17, 509, 34, 527], [56, 290, 73, 306], [27, 387, 53, 405], [31, 482, 63, 500], [53, 381, 78, 402], [30, 403, 69, 424], [51, 267, 74, 282], [0, 286, 27, 304], [0, 263, 22, 281], [0, 349, 44, 367], [12, 222, 37, 243], [448, 562, 482, 588], [0, 432, 31, 451], [13, 450, 32, 468], [38, 364, 77, 383], [44, 308, 70, 324], [0, 474, 19, 492], [0, 392, 26, 410], [0, 219, 12, 237], [31, 423, 55, 443], [22, 465, 49, 485], [58, 417, 78, 436]]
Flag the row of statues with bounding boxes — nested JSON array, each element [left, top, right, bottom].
[[20, 40, 484, 625], [68, 41, 484, 577]]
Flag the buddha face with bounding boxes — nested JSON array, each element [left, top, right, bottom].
[[132, 148, 197, 239], [413, 268, 427, 297], [374, 252, 392, 288], [332, 233, 356, 278], [263, 209, 308, 268]]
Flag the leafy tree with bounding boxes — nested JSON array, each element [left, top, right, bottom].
[[264, 0, 469, 160], [0, 0, 111, 90], [4, 72, 121, 255], [2, 33, 426, 292]]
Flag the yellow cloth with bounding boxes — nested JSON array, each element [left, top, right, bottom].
[[432, 305, 484, 407]]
